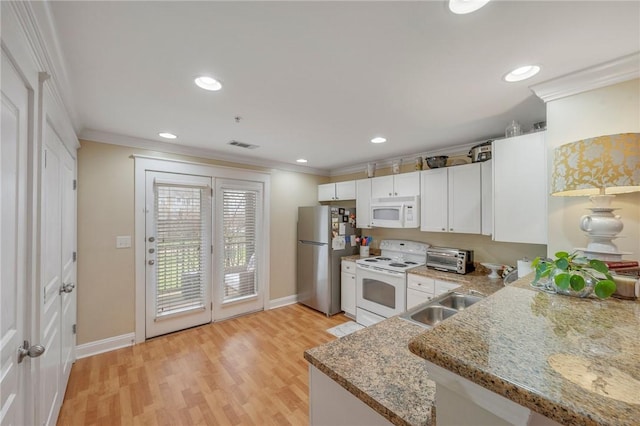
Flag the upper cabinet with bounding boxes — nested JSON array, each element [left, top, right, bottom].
[[355, 179, 372, 229], [421, 163, 482, 234], [493, 132, 547, 244], [371, 171, 420, 198], [318, 180, 356, 202], [481, 160, 492, 236]]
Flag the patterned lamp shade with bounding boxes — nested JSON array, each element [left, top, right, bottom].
[[551, 133, 640, 196]]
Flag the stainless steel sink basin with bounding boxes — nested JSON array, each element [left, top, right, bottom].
[[437, 293, 483, 311], [400, 291, 486, 329], [410, 305, 457, 327]]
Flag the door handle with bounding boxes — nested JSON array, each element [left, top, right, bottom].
[[17, 340, 45, 363], [59, 282, 75, 294]]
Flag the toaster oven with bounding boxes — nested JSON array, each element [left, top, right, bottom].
[[426, 247, 475, 274]]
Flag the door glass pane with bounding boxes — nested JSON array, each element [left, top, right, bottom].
[[223, 189, 257, 302], [154, 184, 208, 317]]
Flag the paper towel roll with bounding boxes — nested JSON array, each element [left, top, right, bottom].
[[517, 259, 533, 278]]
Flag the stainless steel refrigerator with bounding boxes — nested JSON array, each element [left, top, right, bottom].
[[297, 206, 359, 315]]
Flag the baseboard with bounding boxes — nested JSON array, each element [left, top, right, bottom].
[[75, 332, 136, 359], [268, 294, 298, 309]]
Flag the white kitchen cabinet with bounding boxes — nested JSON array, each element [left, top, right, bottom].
[[356, 178, 372, 229], [406, 274, 461, 310], [493, 132, 547, 244], [420, 163, 481, 234], [481, 160, 492, 236], [317, 180, 356, 202], [371, 171, 420, 198], [341, 260, 356, 318]]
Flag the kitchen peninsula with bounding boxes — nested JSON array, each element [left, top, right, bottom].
[[305, 273, 640, 426]]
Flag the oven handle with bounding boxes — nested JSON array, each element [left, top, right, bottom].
[[356, 264, 405, 277]]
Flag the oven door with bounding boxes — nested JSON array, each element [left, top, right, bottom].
[[356, 264, 406, 319]]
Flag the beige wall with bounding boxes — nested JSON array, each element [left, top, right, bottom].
[[546, 78, 640, 257], [77, 139, 327, 344]]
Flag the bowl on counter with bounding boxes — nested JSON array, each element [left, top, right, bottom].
[[425, 156, 448, 169]]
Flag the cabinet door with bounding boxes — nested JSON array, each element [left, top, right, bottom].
[[448, 163, 481, 234], [394, 171, 420, 196], [356, 179, 372, 228], [335, 180, 356, 200], [340, 271, 356, 318], [481, 160, 493, 236], [420, 168, 448, 232], [371, 175, 394, 198], [493, 133, 547, 244], [318, 183, 336, 201]]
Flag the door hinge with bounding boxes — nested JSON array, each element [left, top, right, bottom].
[[72, 324, 77, 334], [211, 302, 213, 310], [211, 188, 213, 197], [211, 245, 213, 254], [73, 179, 77, 190], [44, 149, 47, 168], [73, 251, 77, 262]]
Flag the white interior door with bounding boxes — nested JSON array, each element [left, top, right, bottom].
[[145, 172, 213, 338], [1, 47, 31, 426], [214, 180, 264, 320], [40, 120, 70, 426]]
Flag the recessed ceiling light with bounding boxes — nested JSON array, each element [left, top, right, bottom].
[[449, 0, 491, 15], [371, 137, 387, 144], [296, 158, 308, 163], [158, 132, 177, 139], [194, 76, 222, 91], [504, 65, 541, 82]]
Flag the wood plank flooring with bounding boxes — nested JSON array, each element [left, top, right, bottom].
[[57, 304, 349, 426]]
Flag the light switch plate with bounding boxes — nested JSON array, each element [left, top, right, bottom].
[[116, 235, 131, 249]]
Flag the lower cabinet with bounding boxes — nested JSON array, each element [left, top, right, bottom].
[[407, 274, 461, 310], [309, 365, 393, 426], [341, 260, 356, 318]]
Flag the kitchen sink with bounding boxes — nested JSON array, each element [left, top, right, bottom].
[[400, 291, 486, 329], [409, 305, 457, 327], [437, 293, 483, 311]]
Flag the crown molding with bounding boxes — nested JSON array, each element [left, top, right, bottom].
[[328, 137, 498, 177], [80, 129, 331, 176], [10, 1, 80, 131], [530, 52, 640, 103]]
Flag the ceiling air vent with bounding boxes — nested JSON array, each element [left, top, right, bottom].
[[228, 140, 259, 149]]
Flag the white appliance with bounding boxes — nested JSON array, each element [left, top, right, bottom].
[[356, 240, 429, 326], [370, 195, 420, 228]]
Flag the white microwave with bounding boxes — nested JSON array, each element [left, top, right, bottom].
[[370, 195, 420, 228]]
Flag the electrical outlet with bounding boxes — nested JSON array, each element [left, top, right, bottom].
[[116, 236, 131, 249]]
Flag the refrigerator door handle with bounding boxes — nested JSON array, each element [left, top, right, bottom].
[[299, 240, 328, 246]]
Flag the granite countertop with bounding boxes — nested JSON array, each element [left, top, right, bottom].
[[409, 275, 640, 425], [305, 317, 436, 426], [304, 267, 506, 426]]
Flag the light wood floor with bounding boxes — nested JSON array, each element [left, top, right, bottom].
[[57, 304, 349, 426]]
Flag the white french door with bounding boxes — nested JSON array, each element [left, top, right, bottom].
[[145, 172, 213, 338], [214, 180, 264, 320], [1, 47, 31, 426]]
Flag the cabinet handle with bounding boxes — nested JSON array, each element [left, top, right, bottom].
[[441, 228, 445, 231], [450, 228, 453, 231], [394, 192, 398, 196]]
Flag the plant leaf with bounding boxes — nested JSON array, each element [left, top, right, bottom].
[[589, 259, 609, 274], [569, 274, 585, 291], [554, 273, 570, 290], [555, 251, 569, 259], [532, 257, 540, 268], [555, 258, 569, 270], [594, 280, 617, 299]]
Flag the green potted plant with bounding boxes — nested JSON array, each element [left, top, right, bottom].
[[532, 251, 617, 299]]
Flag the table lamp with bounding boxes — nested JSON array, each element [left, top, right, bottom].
[[551, 133, 640, 260]]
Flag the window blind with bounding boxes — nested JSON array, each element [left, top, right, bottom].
[[222, 189, 258, 302], [154, 184, 209, 318]]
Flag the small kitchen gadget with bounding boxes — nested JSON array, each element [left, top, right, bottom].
[[481, 263, 503, 279], [426, 246, 475, 274]]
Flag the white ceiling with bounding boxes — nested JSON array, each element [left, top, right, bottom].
[[48, 1, 640, 174]]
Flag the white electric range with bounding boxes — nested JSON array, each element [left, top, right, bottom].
[[355, 240, 429, 326]]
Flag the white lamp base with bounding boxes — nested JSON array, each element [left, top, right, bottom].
[[575, 248, 630, 261]]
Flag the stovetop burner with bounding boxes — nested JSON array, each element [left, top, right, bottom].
[[365, 258, 378, 262], [405, 261, 418, 265], [377, 257, 391, 261], [389, 262, 409, 268]]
